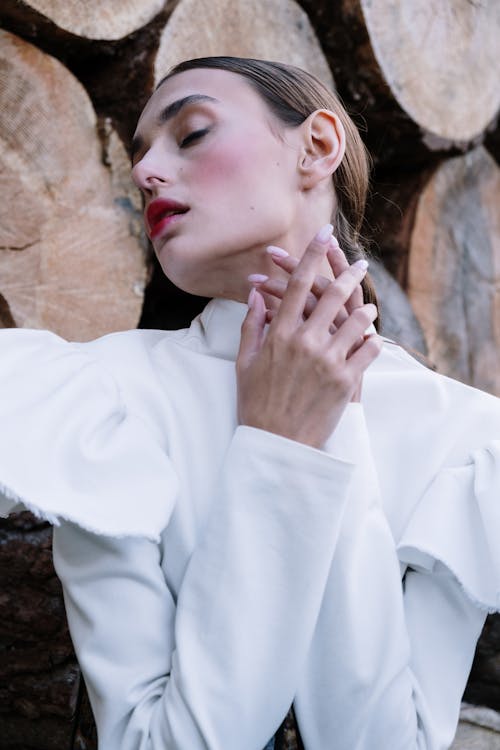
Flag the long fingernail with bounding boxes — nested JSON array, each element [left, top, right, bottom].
[[247, 273, 269, 283], [329, 235, 340, 249], [352, 259, 369, 271], [248, 287, 256, 308], [266, 245, 289, 258], [315, 223, 333, 244]]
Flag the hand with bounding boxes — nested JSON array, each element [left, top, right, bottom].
[[236, 225, 382, 450], [252, 236, 368, 402], [259, 237, 360, 324]]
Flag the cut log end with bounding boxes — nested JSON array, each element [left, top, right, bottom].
[[361, 0, 500, 143], [6, 0, 166, 40], [0, 31, 147, 340], [153, 0, 334, 91], [406, 147, 500, 396]]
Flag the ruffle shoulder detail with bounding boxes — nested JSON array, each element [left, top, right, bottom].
[[370, 343, 500, 612], [397, 356, 500, 612], [398, 438, 500, 613], [0, 329, 178, 542]]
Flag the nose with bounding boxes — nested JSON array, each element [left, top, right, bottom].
[[131, 146, 172, 194]]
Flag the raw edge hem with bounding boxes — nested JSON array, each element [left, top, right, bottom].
[[399, 544, 500, 614], [0, 480, 161, 543]]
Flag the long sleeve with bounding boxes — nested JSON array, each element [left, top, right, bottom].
[[53, 424, 358, 750], [293, 406, 490, 750]]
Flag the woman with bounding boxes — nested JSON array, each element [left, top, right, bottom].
[[1, 56, 499, 750]]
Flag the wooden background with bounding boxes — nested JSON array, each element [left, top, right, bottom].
[[0, 1, 499, 747]]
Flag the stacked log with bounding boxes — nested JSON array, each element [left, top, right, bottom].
[[406, 147, 500, 395], [1, 0, 166, 39], [298, 0, 500, 168], [0, 0, 499, 746], [151, 0, 334, 87], [0, 29, 148, 340]]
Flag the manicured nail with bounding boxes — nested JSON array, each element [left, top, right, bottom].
[[247, 273, 269, 283], [315, 223, 333, 244], [329, 235, 340, 249], [248, 286, 256, 308], [352, 259, 369, 271], [266, 245, 289, 258]]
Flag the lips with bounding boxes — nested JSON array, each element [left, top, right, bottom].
[[146, 198, 189, 240]]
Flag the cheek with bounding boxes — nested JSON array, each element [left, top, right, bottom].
[[189, 139, 268, 192]]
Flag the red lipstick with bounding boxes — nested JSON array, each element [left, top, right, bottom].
[[146, 198, 189, 240]]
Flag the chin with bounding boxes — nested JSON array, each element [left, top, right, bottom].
[[156, 256, 211, 298], [154, 225, 271, 297]]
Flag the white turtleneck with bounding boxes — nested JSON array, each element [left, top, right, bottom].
[[1, 297, 500, 749]]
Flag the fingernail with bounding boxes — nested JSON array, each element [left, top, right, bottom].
[[315, 223, 333, 244], [266, 245, 289, 258], [352, 259, 369, 271], [248, 286, 256, 308], [247, 273, 269, 283], [329, 235, 340, 249]]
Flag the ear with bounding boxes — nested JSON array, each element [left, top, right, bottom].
[[297, 109, 346, 189]]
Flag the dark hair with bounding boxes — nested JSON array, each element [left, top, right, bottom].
[[159, 56, 379, 319]]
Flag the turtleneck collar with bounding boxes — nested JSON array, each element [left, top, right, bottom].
[[189, 297, 250, 361], [188, 296, 377, 362]]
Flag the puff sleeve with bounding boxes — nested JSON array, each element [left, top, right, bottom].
[[0, 329, 178, 540]]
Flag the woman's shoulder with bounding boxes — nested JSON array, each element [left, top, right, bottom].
[[0, 325, 182, 540], [0, 324, 198, 387], [369, 338, 500, 420]]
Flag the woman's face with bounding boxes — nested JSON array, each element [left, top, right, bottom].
[[131, 67, 319, 301]]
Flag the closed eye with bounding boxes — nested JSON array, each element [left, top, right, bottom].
[[180, 128, 210, 148]]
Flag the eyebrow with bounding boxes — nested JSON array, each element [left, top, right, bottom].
[[131, 94, 220, 162]]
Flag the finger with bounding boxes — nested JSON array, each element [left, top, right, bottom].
[[351, 377, 363, 403], [327, 237, 365, 351], [264, 240, 361, 315], [344, 333, 383, 375], [346, 332, 366, 359], [270, 223, 333, 330], [326, 236, 348, 278], [259, 276, 349, 327], [327, 237, 364, 313], [303, 259, 369, 335], [327, 238, 364, 313], [329, 304, 378, 358], [236, 287, 267, 370], [265, 306, 343, 335], [260, 277, 348, 329], [253, 276, 317, 312], [265, 248, 348, 326], [266, 250, 332, 299]]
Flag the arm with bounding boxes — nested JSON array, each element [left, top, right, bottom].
[[292, 408, 487, 750], [53, 423, 357, 750]]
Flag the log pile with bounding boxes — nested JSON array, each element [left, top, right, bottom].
[[0, 0, 499, 747], [0, 28, 147, 340]]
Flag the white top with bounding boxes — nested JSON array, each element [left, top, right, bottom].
[[1, 296, 500, 750]]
